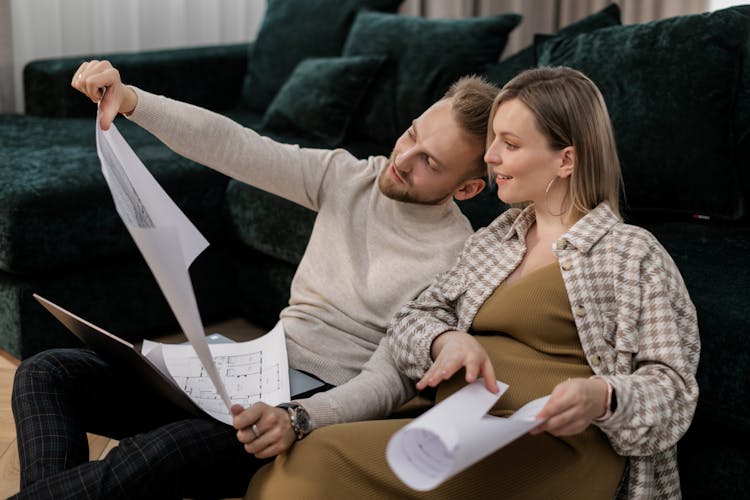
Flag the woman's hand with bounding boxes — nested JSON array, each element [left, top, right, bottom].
[[70, 60, 137, 130], [531, 377, 609, 436], [416, 330, 499, 393]]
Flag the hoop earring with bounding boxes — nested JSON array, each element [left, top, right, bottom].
[[544, 176, 567, 217]]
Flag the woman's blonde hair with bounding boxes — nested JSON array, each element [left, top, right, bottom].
[[487, 66, 622, 219]]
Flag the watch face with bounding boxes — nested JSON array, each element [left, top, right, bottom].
[[295, 407, 312, 433]]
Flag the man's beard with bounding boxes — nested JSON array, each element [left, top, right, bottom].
[[377, 159, 448, 206]]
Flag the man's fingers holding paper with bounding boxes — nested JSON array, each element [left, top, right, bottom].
[[231, 402, 261, 431], [71, 60, 136, 130], [72, 60, 109, 102], [233, 402, 297, 458]]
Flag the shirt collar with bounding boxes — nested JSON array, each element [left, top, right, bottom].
[[500, 202, 620, 253], [562, 203, 620, 254], [502, 204, 536, 241]]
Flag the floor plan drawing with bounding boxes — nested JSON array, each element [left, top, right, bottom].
[[142, 322, 290, 425], [170, 351, 283, 413]]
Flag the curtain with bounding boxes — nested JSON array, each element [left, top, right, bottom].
[[559, 0, 708, 25], [7, 0, 266, 113], [0, 0, 13, 113], [400, 0, 709, 58], [3, 0, 717, 114]]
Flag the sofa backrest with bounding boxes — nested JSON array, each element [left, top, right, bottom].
[[24, 43, 249, 118], [484, 6, 750, 224]]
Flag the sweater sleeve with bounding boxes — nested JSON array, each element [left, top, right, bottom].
[[127, 86, 342, 212], [386, 241, 471, 380], [295, 340, 416, 429], [596, 236, 700, 456]]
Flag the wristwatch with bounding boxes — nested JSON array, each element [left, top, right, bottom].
[[277, 402, 312, 440]]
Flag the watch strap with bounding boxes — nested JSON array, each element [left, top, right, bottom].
[[277, 402, 308, 440]]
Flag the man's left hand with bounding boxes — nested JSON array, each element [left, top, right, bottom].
[[231, 402, 297, 458]]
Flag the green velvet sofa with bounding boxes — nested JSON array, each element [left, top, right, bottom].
[[1, 2, 748, 498]]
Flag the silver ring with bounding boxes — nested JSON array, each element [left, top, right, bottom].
[[251, 423, 261, 438]]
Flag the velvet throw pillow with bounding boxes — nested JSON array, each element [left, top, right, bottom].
[[241, 0, 401, 113], [262, 55, 387, 146], [537, 7, 750, 220], [485, 3, 621, 88], [732, 5, 750, 209], [343, 11, 521, 144]]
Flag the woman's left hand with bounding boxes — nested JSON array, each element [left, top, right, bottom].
[[530, 377, 609, 436]]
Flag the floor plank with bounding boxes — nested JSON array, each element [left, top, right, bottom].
[[0, 355, 20, 498], [0, 437, 20, 499], [0, 355, 18, 452]]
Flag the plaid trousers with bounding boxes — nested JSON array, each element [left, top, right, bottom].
[[11, 348, 268, 499]]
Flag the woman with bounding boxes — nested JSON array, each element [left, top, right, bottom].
[[246, 67, 700, 499]]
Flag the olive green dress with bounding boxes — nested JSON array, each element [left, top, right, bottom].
[[246, 264, 626, 500]]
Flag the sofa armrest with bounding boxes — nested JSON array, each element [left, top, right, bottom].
[[24, 42, 250, 117]]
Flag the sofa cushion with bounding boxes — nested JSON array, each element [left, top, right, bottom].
[[262, 55, 387, 147], [635, 216, 750, 497], [636, 219, 750, 432], [485, 3, 621, 88], [241, 0, 402, 113], [0, 115, 229, 274], [732, 6, 750, 216], [0, 243, 238, 359], [226, 182, 315, 267], [343, 11, 521, 144], [537, 7, 750, 220]]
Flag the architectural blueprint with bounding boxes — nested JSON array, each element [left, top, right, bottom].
[[142, 323, 290, 425]]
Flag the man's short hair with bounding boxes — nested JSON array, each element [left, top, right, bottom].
[[443, 75, 499, 179]]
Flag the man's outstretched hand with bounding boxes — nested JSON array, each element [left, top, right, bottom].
[[71, 60, 137, 130]]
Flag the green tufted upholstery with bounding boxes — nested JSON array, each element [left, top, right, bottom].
[[0, 4, 749, 498]]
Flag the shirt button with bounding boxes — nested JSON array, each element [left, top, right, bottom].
[[590, 354, 601, 367], [573, 305, 586, 317], [553, 238, 567, 251], [561, 261, 573, 271]]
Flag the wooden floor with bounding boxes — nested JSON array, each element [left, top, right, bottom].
[[0, 318, 263, 498]]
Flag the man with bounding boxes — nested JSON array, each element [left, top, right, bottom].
[[10, 59, 497, 498]]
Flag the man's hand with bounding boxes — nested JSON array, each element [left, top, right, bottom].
[[416, 330, 499, 393], [530, 377, 609, 436], [70, 60, 137, 131], [231, 402, 297, 459]]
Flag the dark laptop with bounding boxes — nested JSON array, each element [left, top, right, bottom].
[[33, 294, 325, 414]]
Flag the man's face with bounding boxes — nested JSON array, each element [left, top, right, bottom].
[[378, 98, 482, 205]]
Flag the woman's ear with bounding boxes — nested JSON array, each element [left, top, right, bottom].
[[558, 146, 575, 179]]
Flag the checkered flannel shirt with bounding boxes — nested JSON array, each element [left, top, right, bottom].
[[387, 203, 700, 500]]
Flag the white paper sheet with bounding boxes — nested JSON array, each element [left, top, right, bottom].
[[142, 322, 291, 425], [386, 380, 550, 491], [96, 108, 230, 409]]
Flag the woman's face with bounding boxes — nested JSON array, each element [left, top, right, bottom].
[[484, 98, 567, 206]]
